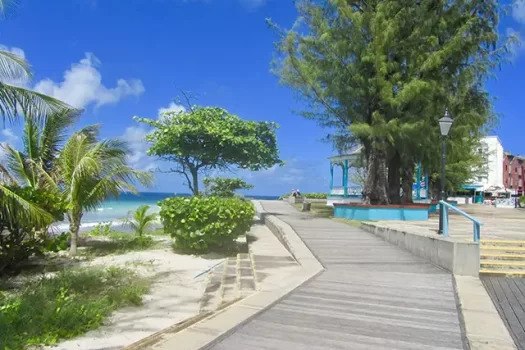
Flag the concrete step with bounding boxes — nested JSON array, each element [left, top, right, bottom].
[[480, 260, 525, 268], [481, 253, 525, 260], [199, 252, 257, 313], [481, 239, 525, 247], [479, 269, 525, 277], [481, 246, 525, 252]]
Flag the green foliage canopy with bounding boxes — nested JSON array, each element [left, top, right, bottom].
[[136, 105, 283, 195], [270, 0, 508, 203]]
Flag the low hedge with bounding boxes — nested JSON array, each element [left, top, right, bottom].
[[278, 192, 327, 200], [159, 196, 255, 251]]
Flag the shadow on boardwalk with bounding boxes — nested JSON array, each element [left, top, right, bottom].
[[211, 201, 466, 350]]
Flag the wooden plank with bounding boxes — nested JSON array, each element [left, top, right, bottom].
[[487, 277, 525, 349], [211, 201, 465, 350]]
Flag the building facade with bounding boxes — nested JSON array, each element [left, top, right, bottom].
[[503, 153, 525, 194]]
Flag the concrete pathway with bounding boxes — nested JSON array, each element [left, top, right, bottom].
[[211, 201, 466, 350]]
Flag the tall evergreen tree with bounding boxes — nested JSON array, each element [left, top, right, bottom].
[[271, 0, 508, 204]]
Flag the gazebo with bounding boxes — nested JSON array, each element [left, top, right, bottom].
[[327, 146, 429, 207], [327, 146, 363, 207]]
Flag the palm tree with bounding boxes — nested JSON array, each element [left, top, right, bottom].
[[0, 109, 79, 229], [124, 205, 158, 237], [54, 126, 153, 255], [2, 108, 79, 188], [0, 1, 70, 123]]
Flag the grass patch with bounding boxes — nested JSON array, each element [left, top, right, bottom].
[[0, 267, 150, 349], [294, 202, 334, 218], [81, 236, 159, 257]]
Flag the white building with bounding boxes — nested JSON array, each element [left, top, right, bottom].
[[471, 136, 505, 191]]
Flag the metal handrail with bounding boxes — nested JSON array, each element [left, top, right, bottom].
[[439, 200, 483, 242]]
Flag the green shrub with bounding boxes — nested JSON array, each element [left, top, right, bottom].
[[159, 196, 255, 251], [279, 192, 327, 200], [0, 267, 150, 349], [1, 188, 69, 275], [203, 177, 254, 197]]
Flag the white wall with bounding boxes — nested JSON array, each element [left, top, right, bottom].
[[478, 136, 504, 190]]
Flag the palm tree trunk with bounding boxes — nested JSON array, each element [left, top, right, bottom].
[[68, 214, 81, 256]]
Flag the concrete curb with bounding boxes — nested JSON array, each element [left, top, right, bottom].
[[144, 201, 324, 350], [454, 276, 517, 350], [361, 222, 480, 276]]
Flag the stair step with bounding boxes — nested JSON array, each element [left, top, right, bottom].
[[481, 253, 525, 260], [479, 269, 525, 277], [481, 246, 525, 252], [480, 261, 525, 267], [481, 239, 525, 246]]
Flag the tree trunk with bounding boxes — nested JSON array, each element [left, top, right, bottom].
[[365, 145, 389, 205], [69, 214, 81, 256], [387, 152, 401, 204], [191, 169, 199, 196], [401, 164, 415, 204]]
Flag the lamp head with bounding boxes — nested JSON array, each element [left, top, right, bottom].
[[439, 109, 454, 136]]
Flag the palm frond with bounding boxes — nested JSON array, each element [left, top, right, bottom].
[[3, 143, 33, 187], [0, 82, 71, 124], [0, 163, 16, 185], [23, 114, 40, 162], [0, 49, 31, 83], [40, 108, 81, 171], [0, 183, 54, 228]]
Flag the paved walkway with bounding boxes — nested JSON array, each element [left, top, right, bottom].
[[211, 201, 466, 350]]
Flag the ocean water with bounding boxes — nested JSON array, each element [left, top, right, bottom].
[[54, 192, 279, 232]]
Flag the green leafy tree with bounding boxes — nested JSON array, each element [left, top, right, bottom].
[[136, 104, 283, 196], [124, 205, 158, 237], [270, 0, 507, 204], [52, 126, 153, 255], [203, 177, 254, 198]]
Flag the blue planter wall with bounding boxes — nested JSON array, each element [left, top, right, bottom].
[[334, 204, 430, 221]]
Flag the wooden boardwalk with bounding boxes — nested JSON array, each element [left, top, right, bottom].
[[211, 201, 466, 350], [482, 276, 525, 349]]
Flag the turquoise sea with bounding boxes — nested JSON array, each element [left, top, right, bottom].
[[54, 192, 279, 232]]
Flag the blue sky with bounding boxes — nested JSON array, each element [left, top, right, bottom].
[[1, 0, 524, 196]]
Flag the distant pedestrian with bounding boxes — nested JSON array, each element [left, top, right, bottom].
[[296, 189, 302, 197], [291, 189, 297, 197]]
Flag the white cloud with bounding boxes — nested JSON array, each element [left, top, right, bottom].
[[0, 45, 25, 59], [34, 53, 145, 109], [121, 125, 152, 170], [506, 27, 524, 60], [513, 0, 525, 23], [1, 128, 19, 145], [238, 0, 267, 9], [158, 102, 186, 121]]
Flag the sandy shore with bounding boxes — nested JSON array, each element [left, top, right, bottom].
[[44, 246, 224, 350]]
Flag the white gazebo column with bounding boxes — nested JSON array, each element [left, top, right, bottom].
[[329, 163, 334, 193], [343, 159, 349, 198]]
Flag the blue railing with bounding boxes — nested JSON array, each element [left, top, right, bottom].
[[439, 200, 483, 243]]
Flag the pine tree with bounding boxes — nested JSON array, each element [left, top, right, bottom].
[[271, 0, 508, 204]]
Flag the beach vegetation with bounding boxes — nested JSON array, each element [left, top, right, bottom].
[[124, 205, 158, 237], [0, 267, 150, 350], [52, 125, 154, 256], [203, 177, 253, 198], [159, 196, 255, 251], [135, 100, 283, 196]]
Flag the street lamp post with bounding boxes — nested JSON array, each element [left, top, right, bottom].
[[438, 109, 454, 235]]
